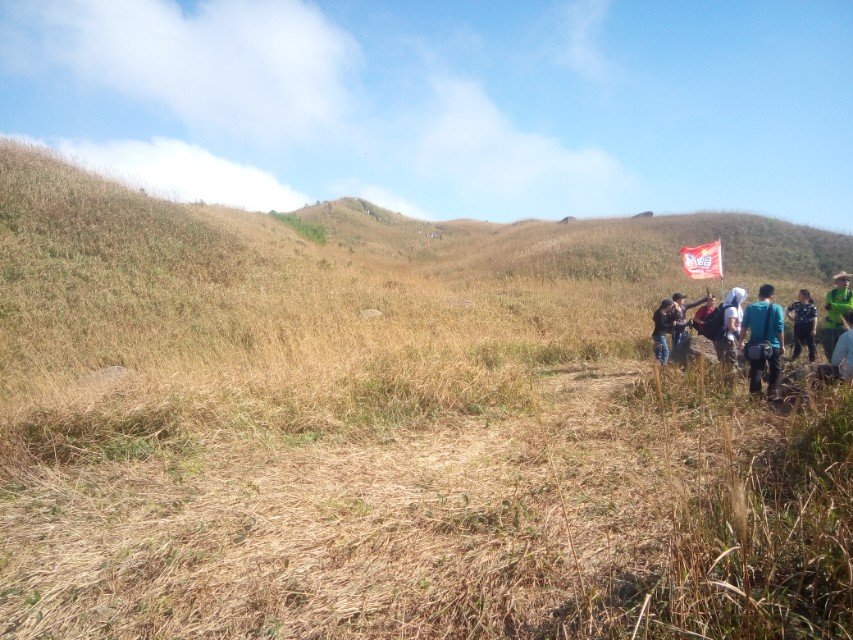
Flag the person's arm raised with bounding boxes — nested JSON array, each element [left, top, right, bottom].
[[684, 297, 710, 311]]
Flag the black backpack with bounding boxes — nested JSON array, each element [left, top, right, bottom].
[[702, 303, 731, 341]]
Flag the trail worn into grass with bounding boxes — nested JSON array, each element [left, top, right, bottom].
[[1, 362, 684, 639]]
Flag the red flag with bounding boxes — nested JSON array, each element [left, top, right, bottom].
[[680, 240, 723, 279]]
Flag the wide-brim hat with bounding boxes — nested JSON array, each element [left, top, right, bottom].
[[833, 271, 851, 280]]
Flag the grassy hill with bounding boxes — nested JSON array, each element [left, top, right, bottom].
[[294, 197, 432, 255], [2, 138, 849, 437], [277, 190, 852, 286], [0, 142, 300, 396], [1, 140, 850, 639], [470, 212, 850, 286], [294, 202, 851, 284], [0, 141, 544, 439]]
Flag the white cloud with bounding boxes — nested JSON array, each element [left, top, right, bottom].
[[414, 78, 633, 216], [555, 0, 612, 81], [54, 137, 310, 211], [0, 0, 359, 141]]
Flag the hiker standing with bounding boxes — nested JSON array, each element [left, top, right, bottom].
[[787, 289, 818, 363], [713, 287, 747, 367], [741, 284, 785, 399], [823, 271, 853, 360], [652, 299, 676, 365], [691, 294, 716, 337], [829, 311, 853, 381], [671, 293, 709, 348]]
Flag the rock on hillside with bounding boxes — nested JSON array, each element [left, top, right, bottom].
[[670, 334, 717, 364], [80, 366, 132, 385]]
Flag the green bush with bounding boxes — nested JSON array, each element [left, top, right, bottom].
[[270, 211, 327, 244]]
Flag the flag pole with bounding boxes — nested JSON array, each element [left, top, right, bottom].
[[718, 236, 724, 299]]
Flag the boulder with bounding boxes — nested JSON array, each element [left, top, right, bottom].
[[632, 211, 654, 218], [558, 216, 577, 224], [360, 309, 384, 319], [670, 334, 717, 364], [79, 366, 132, 387]]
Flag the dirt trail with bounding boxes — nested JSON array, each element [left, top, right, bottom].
[[1, 362, 673, 639]]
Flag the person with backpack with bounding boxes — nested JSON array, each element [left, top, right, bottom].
[[709, 287, 747, 367], [691, 294, 716, 337], [741, 284, 785, 399], [787, 289, 818, 363], [823, 271, 853, 360], [652, 298, 676, 365]]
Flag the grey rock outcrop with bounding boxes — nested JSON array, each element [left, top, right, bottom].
[[670, 334, 717, 364]]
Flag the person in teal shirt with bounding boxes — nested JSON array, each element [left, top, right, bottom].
[[823, 271, 853, 360], [741, 283, 786, 399]]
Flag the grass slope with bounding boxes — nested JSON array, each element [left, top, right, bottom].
[[1, 140, 850, 639], [0, 142, 259, 381]]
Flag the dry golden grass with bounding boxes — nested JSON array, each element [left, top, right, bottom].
[[1, 359, 760, 639], [1, 140, 850, 638]]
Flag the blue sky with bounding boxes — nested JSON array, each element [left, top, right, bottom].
[[1, 0, 850, 230]]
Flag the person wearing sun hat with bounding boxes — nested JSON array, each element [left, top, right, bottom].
[[823, 271, 853, 360]]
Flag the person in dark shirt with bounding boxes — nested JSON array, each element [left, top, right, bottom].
[[671, 292, 711, 348], [787, 289, 818, 363], [652, 299, 675, 365]]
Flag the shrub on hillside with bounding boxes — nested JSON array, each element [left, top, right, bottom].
[[270, 211, 327, 244]]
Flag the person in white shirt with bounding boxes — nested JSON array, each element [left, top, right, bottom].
[[715, 287, 747, 366]]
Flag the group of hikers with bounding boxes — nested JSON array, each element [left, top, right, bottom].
[[652, 271, 853, 399]]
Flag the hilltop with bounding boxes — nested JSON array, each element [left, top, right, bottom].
[[296, 197, 430, 247]]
